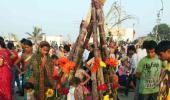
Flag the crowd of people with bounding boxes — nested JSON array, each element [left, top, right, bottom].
[[0, 35, 170, 100]]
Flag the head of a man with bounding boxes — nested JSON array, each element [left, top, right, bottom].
[[156, 40, 170, 61], [143, 40, 157, 58]]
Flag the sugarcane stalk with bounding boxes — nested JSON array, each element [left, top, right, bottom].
[[95, 0, 117, 99], [68, 20, 88, 61], [91, 0, 100, 99], [68, 20, 88, 62]]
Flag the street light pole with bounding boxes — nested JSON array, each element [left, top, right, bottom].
[[155, 0, 164, 41]]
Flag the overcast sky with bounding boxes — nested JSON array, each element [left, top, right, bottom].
[[0, 0, 169, 41]]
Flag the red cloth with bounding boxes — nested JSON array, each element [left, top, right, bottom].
[[11, 50, 19, 65], [0, 49, 12, 100]]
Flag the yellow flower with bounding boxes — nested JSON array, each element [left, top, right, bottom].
[[167, 89, 170, 100], [45, 88, 54, 98], [103, 95, 109, 100], [100, 61, 106, 68]]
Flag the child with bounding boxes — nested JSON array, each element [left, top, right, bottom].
[[136, 40, 164, 100], [118, 58, 134, 96], [74, 77, 84, 100], [24, 82, 36, 100], [67, 77, 84, 100], [156, 40, 170, 100]]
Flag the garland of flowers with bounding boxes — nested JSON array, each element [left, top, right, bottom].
[[105, 58, 118, 67], [91, 57, 100, 73], [57, 57, 76, 75], [54, 57, 76, 96]]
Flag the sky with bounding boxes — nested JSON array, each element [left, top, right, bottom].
[[0, 0, 170, 42]]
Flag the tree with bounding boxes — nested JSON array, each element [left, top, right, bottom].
[[153, 23, 170, 40], [25, 27, 45, 48]]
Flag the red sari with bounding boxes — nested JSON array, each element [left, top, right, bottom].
[[0, 49, 12, 100]]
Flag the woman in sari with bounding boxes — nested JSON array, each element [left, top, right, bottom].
[[32, 41, 55, 100], [0, 37, 12, 100], [15, 39, 33, 99]]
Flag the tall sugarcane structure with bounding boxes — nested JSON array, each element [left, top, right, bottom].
[[68, 0, 116, 99]]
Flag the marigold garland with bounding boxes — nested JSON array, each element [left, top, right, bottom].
[[91, 58, 100, 73], [105, 58, 118, 67], [57, 57, 69, 67], [57, 57, 76, 75]]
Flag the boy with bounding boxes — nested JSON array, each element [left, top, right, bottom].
[[136, 40, 164, 100], [156, 40, 170, 100]]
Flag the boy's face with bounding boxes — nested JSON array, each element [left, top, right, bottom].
[[128, 50, 134, 57], [147, 49, 156, 58], [158, 49, 170, 61]]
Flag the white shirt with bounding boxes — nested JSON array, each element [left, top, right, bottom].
[[67, 86, 75, 100]]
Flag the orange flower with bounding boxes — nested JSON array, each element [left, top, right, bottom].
[[67, 61, 76, 70], [62, 61, 76, 74], [105, 58, 118, 67], [91, 58, 100, 73], [57, 57, 69, 67], [62, 66, 70, 74]]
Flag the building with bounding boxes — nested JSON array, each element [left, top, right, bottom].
[[43, 35, 64, 46], [110, 28, 135, 41]]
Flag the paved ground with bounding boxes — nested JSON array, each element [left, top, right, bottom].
[[118, 92, 134, 100], [13, 94, 24, 100]]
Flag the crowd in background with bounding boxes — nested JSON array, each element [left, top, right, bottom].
[[0, 35, 170, 100]]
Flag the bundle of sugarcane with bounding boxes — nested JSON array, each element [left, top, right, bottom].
[[66, 0, 118, 99]]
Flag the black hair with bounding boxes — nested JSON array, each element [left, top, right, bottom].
[[0, 40, 6, 48], [142, 41, 149, 49], [127, 45, 136, 53], [142, 40, 157, 50], [0, 36, 4, 42], [24, 82, 34, 90], [7, 41, 14, 50], [73, 77, 81, 85], [156, 40, 170, 54], [90, 44, 94, 48], [51, 54, 58, 60], [24, 39, 33, 47], [64, 45, 70, 52], [20, 38, 27, 44]]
